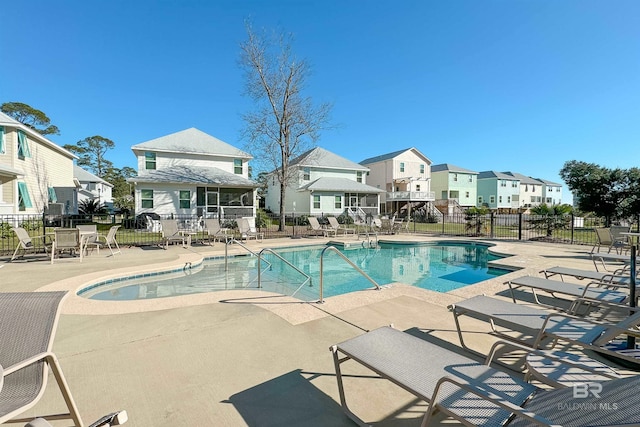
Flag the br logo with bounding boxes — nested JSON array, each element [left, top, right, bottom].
[[573, 382, 602, 399]]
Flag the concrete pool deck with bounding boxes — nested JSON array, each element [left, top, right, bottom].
[[0, 235, 628, 426]]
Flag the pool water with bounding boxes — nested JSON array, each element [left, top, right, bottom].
[[81, 242, 510, 301]]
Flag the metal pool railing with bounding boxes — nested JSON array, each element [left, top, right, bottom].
[[256, 248, 312, 298], [319, 246, 381, 303]]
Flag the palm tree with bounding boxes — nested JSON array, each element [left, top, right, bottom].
[[528, 204, 573, 237], [78, 199, 108, 215]]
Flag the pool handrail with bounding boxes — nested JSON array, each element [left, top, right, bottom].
[[257, 248, 312, 297], [225, 238, 271, 271], [319, 246, 381, 303]]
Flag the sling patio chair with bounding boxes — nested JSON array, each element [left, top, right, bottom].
[[77, 224, 99, 256], [541, 266, 635, 284], [50, 228, 83, 264], [609, 225, 632, 254], [159, 220, 190, 249], [504, 275, 632, 308], [591, 227, 614, 254], [326, 216, 355, 236], [307, 217, 334, 238], [10, 227, 49, 261], [449, 294, 640, 366], [237, 217, 264, 241], [591, 252, 632, 273], [203, 218, 228, 244], [96, 225, 121, 256], [331, 326, 636, 427], [0, 292, 127, 427]]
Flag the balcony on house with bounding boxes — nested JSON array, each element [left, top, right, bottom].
[[386, 191, 435, 202]]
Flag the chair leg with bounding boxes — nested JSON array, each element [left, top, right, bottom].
[[11, 243, 22, 261], [46, 353, 85, 427]]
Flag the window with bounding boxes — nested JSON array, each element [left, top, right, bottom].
[[17, 130, 31, 158], [500, 180, 506, 187], [420, 164, 425, 174], [512, 181, 518, 188], [334, 195, 342, 209], [303, 167, 310, 181], [356, 171, 362, 183], [478, 196, 483, 204], [530, 196, 536, 203], [465, 191, 469, 198], [468, 176, 473, 182], [18, 182, 32, 210], [531, 185, 535, 191], [507, 196, 511, 203], [0, 126, 4, 154], [141, 189, 154, 209], [179, 190, 191, 209], [453, 173, 458, 182], [525, 185, 529, 192], [498, 195, 502, 203], [490, 195, 495, 204], [145, 152, 156, 170], [399, 162, 405, 172], [234, 159, 243, 174], [416, 184, 421, 191], [48, 187, 57, 203], [313, 195, 320, 209]]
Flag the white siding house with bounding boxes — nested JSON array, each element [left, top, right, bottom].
[[360, 148, 435, 215], [129, 128, 258, 218], [503, 172, 545, 209], [264, 147, 384, 218], [0, 111, 77, 215], [74, 165, 114, 210], [536, 178, 564, 205]]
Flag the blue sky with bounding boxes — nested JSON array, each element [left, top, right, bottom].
[[2, 1, 639, 204]]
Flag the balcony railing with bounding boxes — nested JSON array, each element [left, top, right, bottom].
[[386, 191, 435, 202]]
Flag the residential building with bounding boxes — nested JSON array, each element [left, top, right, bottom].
[[264, 147, 384, 219], [430, 163, 478, 214], [360, 148, 434, 215], [74, 165, 114, 211], [535, 178, 563, 205], [503, 172, 545, 209], [0, 111, 77, 215], [128, 128, 258, 218], [476, 171, 520, 211]]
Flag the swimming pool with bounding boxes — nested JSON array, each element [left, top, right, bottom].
[[80, 241, 511, 302]]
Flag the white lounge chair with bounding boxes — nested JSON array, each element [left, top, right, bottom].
[[203, 218, 227, 244], [159, 220, 190, 249], [326, 216, 355, 236], [10, 227, 49, 261], [237, 217, 263, 241], [97, 225, 121, 256], [307, 217, 334, 238]]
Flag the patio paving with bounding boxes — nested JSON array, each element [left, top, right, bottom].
[[0, 235, 624, 426]]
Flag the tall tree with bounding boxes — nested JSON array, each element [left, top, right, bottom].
[[239, 21, 333, 231], [1, 102, 60, 135], [64, 136, 115, 177]]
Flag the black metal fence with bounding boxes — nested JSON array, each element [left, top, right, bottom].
[[1, 211, 638, 258]]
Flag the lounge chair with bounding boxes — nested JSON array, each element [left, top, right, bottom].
[[50, 228, 83, 264], [591, 227, 614, 253], [326, 216, 355, 236], [505, 275, 631, 307], [541, 266, 633, 283], [203, 218, 227, 244], [331, 326, 637, 427], [159, 220, 190, 249], [10, 227, 49, 261], [591, 252, 632, 272], [609, 225, 631, 254], [449, 295, 640, 366], [307, 217, 334, 238], [96, 225, 121, 256], [0, 292, 127, 427], [237, 217, 263, 241]]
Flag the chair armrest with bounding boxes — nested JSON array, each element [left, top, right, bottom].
[[2, 351, 55, 376], [427, 376, 553, 427]]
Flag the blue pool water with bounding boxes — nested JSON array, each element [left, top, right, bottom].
[[81, 241, 510, 301]]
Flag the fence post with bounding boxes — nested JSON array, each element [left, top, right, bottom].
[[441, 213, 445, 235], [490, 211, 495, 239], [518, 212, 523, 240], [570, 213, 575, 244]]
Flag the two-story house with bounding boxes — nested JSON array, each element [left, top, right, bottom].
[[264, 147, 384, 219], [0, 111, 77, 216], [360, 148, 434, 216], [535, 178, 563, 205], [430, 163, 478, 214], [128, 128, 258, 218], [74, 165, 114, 210], [503, 172, 544, 210], [476, 171, 520, 211]]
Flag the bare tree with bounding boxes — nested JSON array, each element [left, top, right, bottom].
[[239, 21, 333, 231]]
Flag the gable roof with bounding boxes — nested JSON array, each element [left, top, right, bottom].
[[502, 172, 543, 185], [74, 165, 113, 187], [431, 163, 478, 174], [0, 112, 77, 160], [478, 171, 519, 180], [359, 147, 431, 165], [289, 147, 368, 171], [129, 165, 258, 188], [534, 177, 562, 186], [131, 128, 252, 159], [299, 177, 385, 193]]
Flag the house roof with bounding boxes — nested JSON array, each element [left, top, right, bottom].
[[478, 171, 519, 180], [299, 177, 385, 193], [0, 111, 77, 160], [359, 147, 431, 165], [289, 147, 369, 171], [431, 163, 478, 174], [534, 177, 562, 186], [74, 165, 113, 187], [502, 172, 543, 185], [131, 128, 252, 159], [129, 165, 258, 188]]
